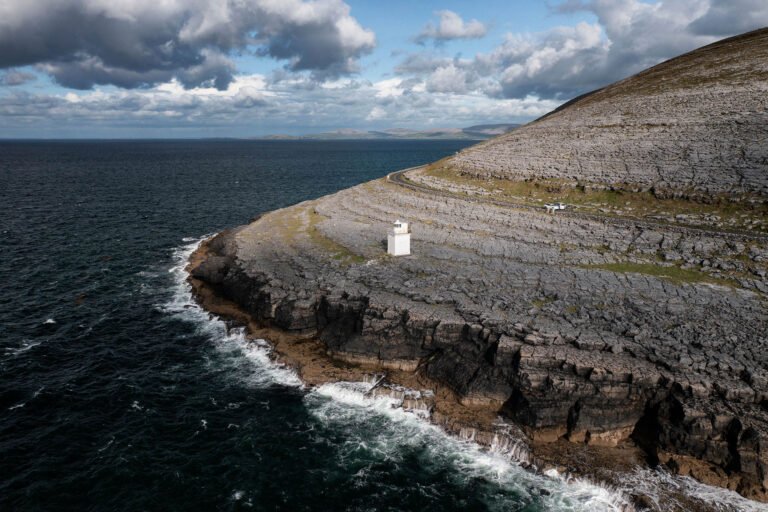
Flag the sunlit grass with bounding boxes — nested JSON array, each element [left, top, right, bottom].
[[583, 262, 735, 287]]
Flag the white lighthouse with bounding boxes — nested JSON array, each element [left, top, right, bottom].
[[387, 220, 411, 256]]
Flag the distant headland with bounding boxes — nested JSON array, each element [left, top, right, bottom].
[[255, 124, 520, 141]]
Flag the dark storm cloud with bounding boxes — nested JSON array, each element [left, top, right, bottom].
[[0, 0, 375, 90]]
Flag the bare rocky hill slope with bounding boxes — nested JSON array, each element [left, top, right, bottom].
[[451, 28, 768, 199]]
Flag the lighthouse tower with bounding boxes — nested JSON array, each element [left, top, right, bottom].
[[387, 220, 411, 256]]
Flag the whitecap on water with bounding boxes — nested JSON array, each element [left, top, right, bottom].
[[3, 339, 42, 358]]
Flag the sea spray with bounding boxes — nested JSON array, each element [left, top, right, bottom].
[[163, 238, 303, 389], [171, 237, 768, 512], [307, 381, 634, 512], [619, 467, 768, 512]]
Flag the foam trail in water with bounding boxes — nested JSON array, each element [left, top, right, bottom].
[[3, 339, 42, 357], [162, 239, 631, 511], [161, 237, 301, 388], [307, 381, 633, 512]]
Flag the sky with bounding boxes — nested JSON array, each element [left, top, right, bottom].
[[0, 0, 767, 138]]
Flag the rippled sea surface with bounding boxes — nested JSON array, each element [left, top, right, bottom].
[[1, 140, 759, 512]]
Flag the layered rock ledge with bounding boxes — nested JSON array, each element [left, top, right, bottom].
[[189, 172, 768, 504]]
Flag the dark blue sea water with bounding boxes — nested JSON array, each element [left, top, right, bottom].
[[2, 140, 751, 512]]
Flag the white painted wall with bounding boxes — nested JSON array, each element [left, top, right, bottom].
[[387, 233, 410, 256]]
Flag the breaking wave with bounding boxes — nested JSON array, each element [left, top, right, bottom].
[[169, 238, 634, 511], [307, 381, 632, 512], [162, 237, 302, 388], [620, 467, 768, 512]]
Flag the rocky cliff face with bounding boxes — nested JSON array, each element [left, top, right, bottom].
[[451, 28, 768, 199], [189, 29, 768, 507]]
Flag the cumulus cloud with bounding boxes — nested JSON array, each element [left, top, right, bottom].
[[689, 0, 768, 36], [426, 63, 471, 94], [0, 73, 558, 137], [488, 22, 608, 99], [416, 11, 488, 44], [395, 52, 455, 75], [0, 0, 375, 90], [2, 0, 766, 137], [398, 0, 768, 101]]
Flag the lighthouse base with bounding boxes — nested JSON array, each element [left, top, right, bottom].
[[387, 233, 410, 256]]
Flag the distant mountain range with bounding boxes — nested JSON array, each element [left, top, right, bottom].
[[258, 124, 520, 141]]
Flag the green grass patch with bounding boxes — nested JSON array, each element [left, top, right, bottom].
[[266, 206, 366, 266], [584, 262, 734, 286], [307, 209, 366, 265], [531, 297, 555, 308]]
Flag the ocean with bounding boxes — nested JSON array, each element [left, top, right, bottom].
[[0, 140, 761, 512]]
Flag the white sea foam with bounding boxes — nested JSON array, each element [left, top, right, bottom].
[[97, 438, 115, 453], [3, 339, 42, 357], [306, 381, 634, 512], [162, 238, 631, 511], [161, 237, 301, 389]]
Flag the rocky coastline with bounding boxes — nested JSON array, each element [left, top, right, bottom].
[[187, 236, 649, 510]]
